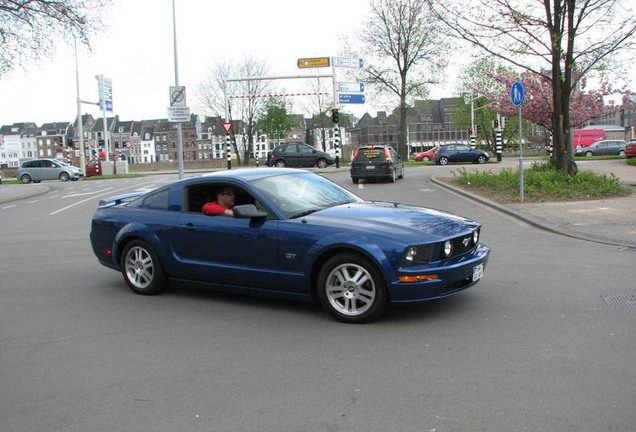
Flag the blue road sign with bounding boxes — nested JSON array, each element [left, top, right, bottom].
[[339, 93, 366, 104], [511, 81, 525, 107]]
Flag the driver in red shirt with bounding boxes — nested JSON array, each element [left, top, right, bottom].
[[202, 187, 235, 216]]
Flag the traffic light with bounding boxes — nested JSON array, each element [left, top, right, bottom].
[[331, 109, 339, 124], [99, 139, 105, 146], [67, 139, 74, 148], [468, 127, 473, 136], [493, 119, 499, 129]]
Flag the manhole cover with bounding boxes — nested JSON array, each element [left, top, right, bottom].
[[602, 293, 636, 309]]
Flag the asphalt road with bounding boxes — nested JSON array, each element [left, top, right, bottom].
[[1, 166, 634, 432]]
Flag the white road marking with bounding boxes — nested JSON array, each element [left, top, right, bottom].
[[63, 188, 113, 198], [49, 180, 160, 216], [26, 200, 39, 204], [48, 195, 59, 199], [358, 184, 364, 189], [2, 205, 16, 209]]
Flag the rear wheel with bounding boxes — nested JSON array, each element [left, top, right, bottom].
[[424, 156, 430, 161], [121, 240, 168, 295], [20, 174, 32, 184], [585, 151, 593, 156], [352, 177, 359, 184], [59, 172, 70, 182], [398, 165, 404, 179], [317, 253, 387, 323], [275, 160, 286, 167], [439, 156, 449, 165], [389, 168, 396, 183], [618, 150, 625, 156], [317, 158, 328, 169]]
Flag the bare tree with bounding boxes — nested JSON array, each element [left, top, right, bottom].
[[299, 74, 333, 151], [429, 0, 636, 175], [0, 0, 110, 76], [197, 57, 272, 164], [358, 0, 448, 157]]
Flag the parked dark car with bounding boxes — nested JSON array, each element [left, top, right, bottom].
[[18, 158, 84, 183], [434, 143, 489, 165], [90, 168, 490, 323], [350, 145, 405, 183], [626, 140, 636, 159], [266, 143, 335, 168], [573, 140, 626, 157]]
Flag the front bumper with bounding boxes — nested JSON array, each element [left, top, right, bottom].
[[389, 244, 490, 303]]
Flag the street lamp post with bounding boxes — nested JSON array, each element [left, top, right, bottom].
[[172, 0, 185, 179]]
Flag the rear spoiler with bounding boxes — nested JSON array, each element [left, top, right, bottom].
[[98, 191, 146, 208]]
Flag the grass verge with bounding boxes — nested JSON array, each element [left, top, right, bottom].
[[448, 162, 632, 203]]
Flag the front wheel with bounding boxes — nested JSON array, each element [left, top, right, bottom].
[[59, 172, 70, 182], [439, 156, 449, 165], [275, 160, 286, 168], [317, 253, 387, 323], [477, 155, 487, 164], [121, 240, 168, 295], [20, 174, 32, 184], [317, 158, 328, 169], [423, 156, 430, 161], [585, 151, 593, 156]]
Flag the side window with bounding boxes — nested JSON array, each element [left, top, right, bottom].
[[142, 190, 170, 210], [286, 144, 298, 153], [457, 145, 470, 152], [300, 145, 313, 154]]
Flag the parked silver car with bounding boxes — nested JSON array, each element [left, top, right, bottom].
[[18, 159, 84, 183], [574, 140, 626, 157]]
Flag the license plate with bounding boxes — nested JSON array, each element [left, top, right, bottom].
[[472, 264, 484, 282], [365, 165, 375, 169]]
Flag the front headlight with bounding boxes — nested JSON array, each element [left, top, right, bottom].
[[473, 229, 479, 244], [402, 245, 434, 266], [443, 240, 452, 257]]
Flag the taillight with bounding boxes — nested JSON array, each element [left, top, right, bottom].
[[353, 149, 359, 160], [384, 148, 392, 161]]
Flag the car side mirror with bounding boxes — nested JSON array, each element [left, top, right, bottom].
[[233, 204, 267, 219]]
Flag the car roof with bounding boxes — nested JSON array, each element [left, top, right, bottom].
[[201, 167, 308, 181]]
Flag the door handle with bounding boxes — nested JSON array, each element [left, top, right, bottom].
[[181, 223, 197, 232]]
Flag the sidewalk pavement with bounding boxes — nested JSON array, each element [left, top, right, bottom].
[[2, 161, 635, 249], [432, 159, 636, 249]]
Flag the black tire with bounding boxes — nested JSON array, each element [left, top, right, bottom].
[[352, 177, 359, 184], [33, 180, 41, 183], [317, 253, 387, 323], [275, 159, 286, 168], [618, 150, 625, 156], [439, 156, 448, 166], [20, 174, 32, 184], [477, 155, 487, 164], [585, 151, 593, 156], [59, 172, 70, 182], [317, 158, 328, 169], [423, 156, 430, 161], [120, 240, 168, 295], [389, 168, 396, 183], [398, 165, 404, 179]]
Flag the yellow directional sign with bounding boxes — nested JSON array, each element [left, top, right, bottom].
[[297, 57, 330, 68]]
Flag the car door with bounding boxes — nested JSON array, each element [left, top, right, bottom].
[[169, 183, 280, 290], [280, 143, 300, 167], [298, 144, 317, 166], [40, 160, 58, 180], [595, 142, 609, 155], [455, 145, 472, 162]]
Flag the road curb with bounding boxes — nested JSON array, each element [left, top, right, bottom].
[[0, 184, 51, 205], [431, 174, 636, 250]]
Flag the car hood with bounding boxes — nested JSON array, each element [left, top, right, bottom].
[[303, 202, 478, 242]]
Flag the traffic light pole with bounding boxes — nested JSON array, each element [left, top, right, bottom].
[[331, 59, 340, 168]]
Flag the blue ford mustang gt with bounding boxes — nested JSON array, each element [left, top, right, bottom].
[[90, 168, 490, 323]]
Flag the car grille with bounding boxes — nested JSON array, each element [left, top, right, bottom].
[[438, 231, 478, 260]]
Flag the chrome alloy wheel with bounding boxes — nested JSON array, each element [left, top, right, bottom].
[[124, 246, 155, 290], [324, 263, 376, 316]]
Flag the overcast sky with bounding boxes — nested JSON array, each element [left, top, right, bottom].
[[0, 0, 632, 127]]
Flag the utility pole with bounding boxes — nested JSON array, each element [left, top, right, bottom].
[[172, 0, 185, 179]]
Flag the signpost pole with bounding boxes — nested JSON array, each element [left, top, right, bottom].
[[519, 105, 524, 202], [172, 0, 185, 179], [332, 57, 340, 168]]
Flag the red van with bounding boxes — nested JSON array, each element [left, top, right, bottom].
[[573, 129, 605, 149]]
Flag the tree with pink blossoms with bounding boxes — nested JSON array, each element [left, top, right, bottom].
[[430, 0, 636, 175]]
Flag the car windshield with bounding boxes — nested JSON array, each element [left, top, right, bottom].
[[355, 147, 387, 162], [251, 172, 362, 218]]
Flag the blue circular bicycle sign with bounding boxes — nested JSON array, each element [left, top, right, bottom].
[[511, 81, 525, 107]]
